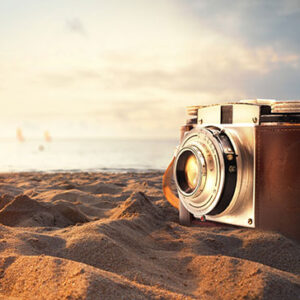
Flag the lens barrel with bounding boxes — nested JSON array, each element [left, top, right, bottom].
[[176, 149, 201, 195], [174, 127, 237, 217]]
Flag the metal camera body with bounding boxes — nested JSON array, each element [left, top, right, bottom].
[[173, 100, 300, 241]]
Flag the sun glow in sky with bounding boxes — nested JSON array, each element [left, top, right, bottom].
[[0, 0, 300, 139]]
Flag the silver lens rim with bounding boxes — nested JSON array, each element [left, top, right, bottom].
[[174, 127, 226, 216], [174, 146, 203, 197]]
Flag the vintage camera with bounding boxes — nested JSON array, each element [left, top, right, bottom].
[[163, 100, 300, 241]]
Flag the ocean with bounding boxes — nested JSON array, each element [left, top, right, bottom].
[[0, 138, 178, 172]]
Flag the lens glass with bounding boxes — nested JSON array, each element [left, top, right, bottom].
[[176, 149, 200, 194], [185, 154, 199, 190]]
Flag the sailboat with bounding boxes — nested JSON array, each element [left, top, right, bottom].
[[16, 128, 25, 142], [44, 130, 52, 142]]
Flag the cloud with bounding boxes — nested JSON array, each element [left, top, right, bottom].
[[88, 99, 185, 138], [2, 0, 300, 140], [66, 18, 87, 36], [189, 0, 300, 52], [38, 42, 300, 100]]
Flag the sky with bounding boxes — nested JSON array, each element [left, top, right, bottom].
[[0, 0, 299, 139]]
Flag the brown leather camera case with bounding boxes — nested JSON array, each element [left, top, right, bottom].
[[255, 125, 300, 241]]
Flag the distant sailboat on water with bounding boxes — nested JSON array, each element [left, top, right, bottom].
[[16, 128, 25, 142], [44, 130, 52, 142]]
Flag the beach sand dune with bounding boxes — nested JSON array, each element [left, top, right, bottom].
[[0, 172, 299, 299]]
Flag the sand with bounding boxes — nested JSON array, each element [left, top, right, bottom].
[[0, 172, 298, 299]]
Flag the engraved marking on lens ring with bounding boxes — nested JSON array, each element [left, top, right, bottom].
[[174, 128, 226, 216]]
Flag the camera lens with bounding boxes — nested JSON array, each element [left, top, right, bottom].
[[185, 154, 199, 190], [175, 149, 201, 194], [174, 127, 238, 217]]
